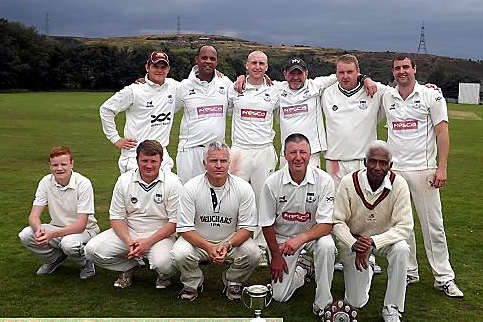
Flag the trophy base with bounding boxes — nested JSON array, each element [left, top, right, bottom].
[[250, 318, 267, 322]]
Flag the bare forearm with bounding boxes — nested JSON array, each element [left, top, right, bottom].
[[181, 230, 214, 253]]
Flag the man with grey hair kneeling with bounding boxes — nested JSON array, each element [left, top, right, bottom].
[[171, 141, 259, 301], [332, 140, 413, 322]]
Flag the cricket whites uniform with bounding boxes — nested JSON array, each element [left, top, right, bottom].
[[333, 169, 413, 311], [322, 82, 387, 188], [175, 66, 233, 183], [171, 173, 259, 289], [277, 75, 337, 168], [258, 164, 336, 309], [228, 79, 280, 206], [19, 171, 99, 267], [382, 83, 456, 286], [100, 75, 178, 173], [85, 169, 182, 278]]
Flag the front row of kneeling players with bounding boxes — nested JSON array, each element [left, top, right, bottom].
[[17, 135, 443, 321]]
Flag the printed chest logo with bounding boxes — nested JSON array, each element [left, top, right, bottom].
[[282, 104, 308, 116], [303, 89, 310, 98], [306, 192, 316, 203], [151, 112, 171, 124], [392, 120, 418, 131], [219, 87, 226, 94], [278, 196, 287, 203], [188, 89, 196, 95], [154, 193, 163, 204], [389, 103, 396, 110], [200, 215, 233, 227], [282, 211, 311, 223], [332, 105, 338, 111], [146, 101, 154, 108], [131, 197, 138, 204], [167, 95, 173, 104], [359, 100, 368, 110], [197, 105, 224, 117], [241, 108, 267, 119], [263, 93, 271, 102], [411, 100, 421, 109]]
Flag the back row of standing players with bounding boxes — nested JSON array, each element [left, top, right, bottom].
[[100, 45, 461, 300]]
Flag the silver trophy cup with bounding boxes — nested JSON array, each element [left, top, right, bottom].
[[242, 284, 273, 322]]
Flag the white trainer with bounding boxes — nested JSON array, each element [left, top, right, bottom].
[[434, 280, 464, 298]]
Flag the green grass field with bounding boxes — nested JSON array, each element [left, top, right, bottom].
[[0, 92, 482, 321]]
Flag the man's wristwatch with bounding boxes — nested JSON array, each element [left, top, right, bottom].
[[225, 240, 233, 252]]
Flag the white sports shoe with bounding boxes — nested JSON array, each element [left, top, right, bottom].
[[382, 305, 401, 322], [434, 280, 464, 298]]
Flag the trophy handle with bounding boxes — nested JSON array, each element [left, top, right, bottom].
[[242, 286, 250, 309], [265, 284, 273, 307]]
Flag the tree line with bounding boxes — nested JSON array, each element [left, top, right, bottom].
[[1, 18, 482, 98]]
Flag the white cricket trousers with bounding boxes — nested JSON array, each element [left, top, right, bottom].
[[170, 236, 259, 289], [229, 144, 278, 251], [269, 235, 336, 310], [84, 228, 176, 278], [339, 240, 409, 311], [325, 159, 365, 190], [19, 224, 98, 267], [176, 146, 205, 184], [395, 169, 456, 285]]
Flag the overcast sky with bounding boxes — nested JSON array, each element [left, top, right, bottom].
[[2, 0, 482, 61]]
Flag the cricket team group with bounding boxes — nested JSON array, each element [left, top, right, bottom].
[[18, 45, 463, 322]]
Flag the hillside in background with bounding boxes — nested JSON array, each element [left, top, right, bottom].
[[1, 16, 482, 97], [74, 33, 483, 98]]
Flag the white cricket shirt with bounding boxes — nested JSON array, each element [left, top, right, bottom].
[[322, 82, 387, 160], [382, 82, 448, 171], [109, 168, 182, 233], [277, 74, 337, 154], [177, 173, 257, 242], [258, 164, 335, 238], [33, 171, 98, 231], [228, 78, 280, 148], [100, 76, 179, 157], [176, 66, 233, 150]]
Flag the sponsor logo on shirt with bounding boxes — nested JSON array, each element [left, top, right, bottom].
[[332, 105, 338, 111], [131, 197, 138, 204], [303, 89, 310, 98], [167, 95, 173, 104], [435, 96, 442, 102], [241, 108, 267, 119], [392, 120, 418, 131], [146, 101, 154, 108], [326, 196, 334, 204], [278, 196, 287, 203], [282, 104, 308, 116], [219, 87, 226, 94], [282, 211, 311, 223], [200, 215, 233, 227], [151, 112, 171, 126], [389, 103, 396, 110], [188, 89, 196, 95], [197, 105, 224, 117], [263, 93, 271, 102]]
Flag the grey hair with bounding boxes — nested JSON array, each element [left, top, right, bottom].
[[203, 141, 231, 162], [365, 140, 393, 161]]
